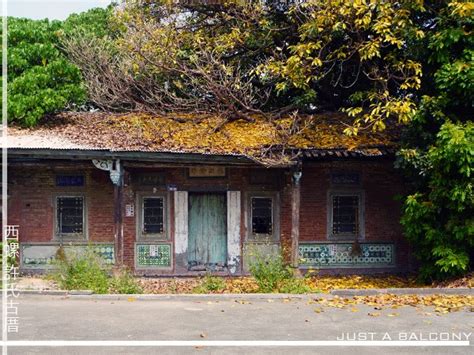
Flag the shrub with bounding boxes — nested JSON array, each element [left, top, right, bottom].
[[193, 274, 225, 293], [248, 250, 293, 293], [400, 122, 474, 281], [109, 268, 143, 294], [50, 247, 109, 294]]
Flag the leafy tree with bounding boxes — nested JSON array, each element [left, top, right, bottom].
[[3, 18, 85, 126], [3, 7, 112, 126], [260, 0, 424, 134], [66, 0, 425, 131], [398, 1, 473, 281]]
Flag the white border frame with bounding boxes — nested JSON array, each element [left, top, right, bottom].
[[2, 3, 8, 353]]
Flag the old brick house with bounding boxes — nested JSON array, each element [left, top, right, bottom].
[[4, 113, 413, 275]]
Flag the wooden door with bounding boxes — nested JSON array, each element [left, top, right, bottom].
[[188, 193, 227, 268]]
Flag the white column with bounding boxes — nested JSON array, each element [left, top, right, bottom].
[[174, 191, 188, 255], [227, 191, 241, 274]]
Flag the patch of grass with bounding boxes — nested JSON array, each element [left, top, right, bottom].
[[49, 247, 109, 294], [279, 278, 312, 294], [193, 274, 226, 293], [50, 247, 142, 294], [109, 268, 143, 294], [248, 249, 295, 293]]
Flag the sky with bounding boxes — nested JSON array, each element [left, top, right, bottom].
[[2, 0, 113, 20]]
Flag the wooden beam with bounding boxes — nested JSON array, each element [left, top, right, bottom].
[[113, 183, 123, 266], [290, 167, 302, 268], [112, 163, 124, 267]]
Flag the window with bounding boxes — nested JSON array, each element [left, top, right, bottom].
[[142, 197, 165, 236], [331, 195, 360, 236], [251, 197, 273, 235], [56, 196, 84, 237]]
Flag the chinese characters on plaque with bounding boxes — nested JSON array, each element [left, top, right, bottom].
[[188, 166, 226, 178]]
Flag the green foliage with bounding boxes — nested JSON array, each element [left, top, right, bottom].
[[61, 7, 114, 39], [401, 122, 474, 280], [248, 249, 309, 293], [193, 274, 226, 293], [249, 251, 292, 293], [109, 268, 143, 294], [398, 1, 474, 281], [278, 278, 311, 294], [3, 7, 112, 126], [4, 18, 86, 126], [51, 248, 143, 294], [262, 0, 424, 132], [50, 247, 110, 294]]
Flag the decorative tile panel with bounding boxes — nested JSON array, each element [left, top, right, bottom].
[[136, 243, 171, 268], [299, 243, 394, 268], [21, 244, 114, 269]]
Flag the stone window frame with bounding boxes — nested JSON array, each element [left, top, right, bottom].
[[136, 192, 170, 241], [326, 189, 365, 241], [53, 193, 88, 241], [245, 191, 280, 242]]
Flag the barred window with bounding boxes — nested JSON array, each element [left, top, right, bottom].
[[142, 197, 164, 235], [251, 197, 273, 235], [57, 197, 84, 236], [332, 195, 359, 235]]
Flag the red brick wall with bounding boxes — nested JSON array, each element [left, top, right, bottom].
[[8, 159, 413, 273], [298, 160, 413, 271], [8, 165, 114, 244]]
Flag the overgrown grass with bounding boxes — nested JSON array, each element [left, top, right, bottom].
[[193, 274, 226, 293], [248, 248, 311, 294], [49, 246, 142, 294], [109, 268, 143, 294]]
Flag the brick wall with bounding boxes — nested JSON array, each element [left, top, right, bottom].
[[121, 166, 285, 274], [8, 165, 114, 244], [298, 159, 413, 272], [9, 159, 414, 274]]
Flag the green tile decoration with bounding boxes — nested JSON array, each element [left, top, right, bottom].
[[21, 244, 114, 269], [299, 243, 394, 267], [136, 244, 171, 268]]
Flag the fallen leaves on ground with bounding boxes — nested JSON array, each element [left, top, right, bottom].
[[311, 294, 474, 314], [304, 274, 423, 293], [223, 277, 259, 293], [432, 272, 474, 289], [138, 278, 202, 294], [135, 274, 469, 294]]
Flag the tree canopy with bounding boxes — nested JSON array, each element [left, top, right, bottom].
[[2, 7, 112, 126], [64, 0, 425, 132], [398, 1, 473, 281]]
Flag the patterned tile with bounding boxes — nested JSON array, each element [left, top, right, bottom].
[[136, 244, 171, 268], [299, 243, 394, 267], [21, 244, 115, 268]]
